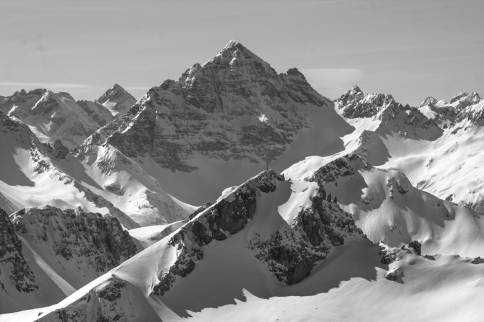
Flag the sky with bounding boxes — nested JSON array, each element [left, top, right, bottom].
[[0, 0, 483, 105]]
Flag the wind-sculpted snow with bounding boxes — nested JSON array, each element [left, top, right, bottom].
[[0, 208, 37, 294], [10, 206, 138, 279], [84, 40, 329, 173]]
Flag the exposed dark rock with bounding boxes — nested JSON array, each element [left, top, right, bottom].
[[471, 257, 483, 264], [10, 206, 138, 274], [385, 271, 399, 281], [308, 154, 359, 185], [38, 276, 136, 322], [0, 208, 38, 293], [52, 139, 70, 160], [408, 241, 422, 256], [247, 174, 363, 285]]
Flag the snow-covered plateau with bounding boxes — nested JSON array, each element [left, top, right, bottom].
[[0, 41, 483, 322]]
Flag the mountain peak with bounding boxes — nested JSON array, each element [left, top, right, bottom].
[[350, 85, 362, 93], [222, 39, 242, 50], [95, 84, 136, 116], [211, 39, 261, 64], [419, 96, 438, 107]]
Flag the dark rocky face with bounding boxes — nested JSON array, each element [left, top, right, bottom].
[[10, 206, 139, 274], [0, 208, 38, 293]]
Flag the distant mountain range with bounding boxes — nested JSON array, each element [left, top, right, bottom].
[[0, 40, 483, 322]]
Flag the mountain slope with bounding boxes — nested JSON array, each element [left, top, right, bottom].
[[0, 111, 139, 229]]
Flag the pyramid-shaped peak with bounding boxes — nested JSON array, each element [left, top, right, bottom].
[[217, 40, 255, 57], [223, 39, 243, 50], [110, 84, 129, 93], [97, 84, 132, 99]]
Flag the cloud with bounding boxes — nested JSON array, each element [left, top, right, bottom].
[[300, 69, 364, 100]]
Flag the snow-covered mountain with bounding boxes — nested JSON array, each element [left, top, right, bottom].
[[1, 41, 483, 321], [0, 84, 137, 149]]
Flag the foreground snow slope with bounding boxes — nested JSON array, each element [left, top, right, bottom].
[[4, 170, 483, 322]]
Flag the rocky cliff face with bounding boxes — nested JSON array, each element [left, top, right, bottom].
[[83, 41, 330, 172], [10, 206, 138, 281], [0, 208, 37, 293], [95, 84, 137, 117], [247, 181, 363, 285]]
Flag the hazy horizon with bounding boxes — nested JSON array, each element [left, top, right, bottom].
[[1, 0, 483, 105]]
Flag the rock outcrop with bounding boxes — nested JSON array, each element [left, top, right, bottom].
[[0, 208, 37, 293], [36, 276, 148, 322], [11, 206, 138, 277]]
